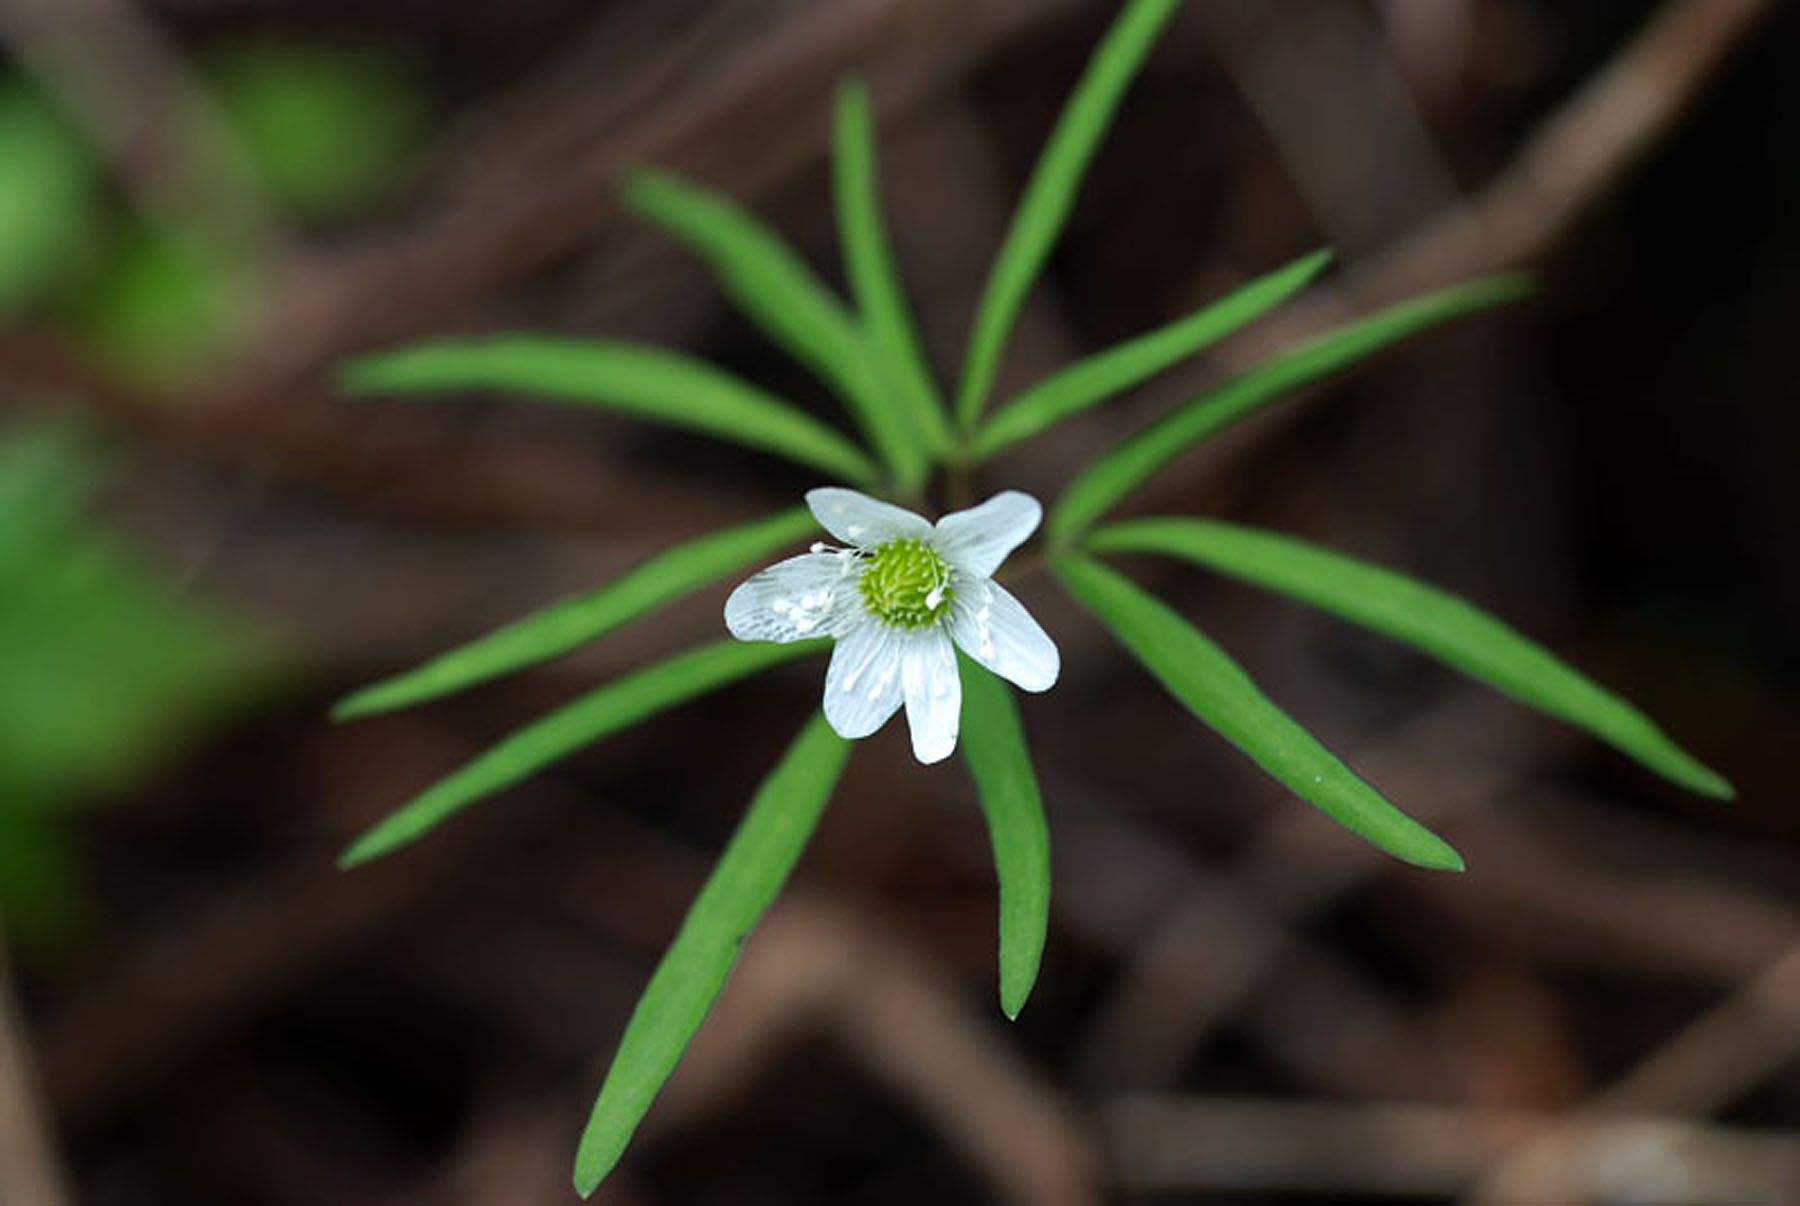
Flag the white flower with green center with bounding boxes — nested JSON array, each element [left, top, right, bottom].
[[726, 487, 1059, 763]]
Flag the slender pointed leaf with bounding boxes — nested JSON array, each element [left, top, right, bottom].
[[342, 336, 880, 484], [833, 78, 951, 455], [1088, 517, 1733, 799], [1049, 275, 1530, 540], [1053, 554, 1463, 870], [335, 508, 819, 720], [339, 638, 825, 867], [573, 710, 850, 1196], [974, 249, 1333, 456], [953, 0, 1181, 429], [623, 169, 925, 485], [958, 654, 1050, 1019]]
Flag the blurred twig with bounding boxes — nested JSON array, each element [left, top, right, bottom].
[[1435, 801, 1799, 986], [219, 0, 1083, 402], [0, 0, 1766, 539], [1157, 0, 1774, 492], [1461, 907, 1800, 1203], [0, 0, 1082, 535], [33, 715, 497, 1126], [613, 897, 1105, 1206], [0, 0, 283, 263], [0, 326, 743, 536], [1201, 0, 1463, 256], [1104, 1095, 1800, 1202], [1266, 0, 1773, 325], [1064, 691, 1545, 1087], [1368, 0, 1772, 298], [0, 930, 75, 1206]]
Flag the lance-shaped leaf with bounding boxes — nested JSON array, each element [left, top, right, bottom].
[[975, 249, 1333, 457], [573, 710, 850, 1196], [342, 336, 880, 485], [1049, 275, 1530, 540], [335, 508, 819, 720], [623, 169, 926, 485], [958, 654, 1050, 1019], [1087, 518, 1734, 799], [953, 0, 1181, 428], [1053, 554, 1463, 871], [833, 79, 950, 455], [339, 638, 826, 867]]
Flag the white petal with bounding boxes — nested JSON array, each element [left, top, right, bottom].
[[822, 621, 905, 739], [725, 552, 858, 643], [947, 578, 1059, 693], [807, 487, 931, 548], [933, 491, 1041, 577], [900, 629, 960, 764]]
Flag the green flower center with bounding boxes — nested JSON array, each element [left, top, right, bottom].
[[859, 538, 953, 629]]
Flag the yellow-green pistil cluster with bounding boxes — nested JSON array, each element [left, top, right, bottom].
[[858, 538, 953, 629]]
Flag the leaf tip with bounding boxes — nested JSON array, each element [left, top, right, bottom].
[[999, 961, 1038, 1019], [1473, 270, 1536, 305], [618, 164, 679, 211], [1382, 816, 1465, 873], [574, 1121, 622, 1199], [336, 836, 380, 871], [335, 351, 397, 395], [835, 73, 869, 106], [1685, 762, 1737, 802], [1643, 734, 1733, 801], [338, 813, 414, 870], [1415, 838, 1466, 873], [329, 689, 378, 723]]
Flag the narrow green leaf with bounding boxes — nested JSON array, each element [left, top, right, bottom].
[[341, 336, 880, 485], [953, 0, 1181, 429], [623, 169, 926, 485], [974, 249, 1333, 456], [335, 508, 819, 720], [1049, 275, 1531, 540], [833, 78, 951, 455], [1052, 554, 1464, 871], [1088, 518, 1734, 800], [339, 639, 825, 867], [573, 710, 850, 1196], [957, 654, 1050, 1019]]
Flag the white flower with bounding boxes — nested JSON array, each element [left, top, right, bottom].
[[725, 488, 1060, 764]]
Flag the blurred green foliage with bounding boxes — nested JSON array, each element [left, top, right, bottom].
[[0, 424, 264, 951], [0, 82, 97, 313], [0, 42, 425, 382], [0, 40, 411, 941], [206, 42, 427, 220], [76, 227, 259, 384]]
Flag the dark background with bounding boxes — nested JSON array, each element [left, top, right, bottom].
[[2, 1, 1796, 1203]]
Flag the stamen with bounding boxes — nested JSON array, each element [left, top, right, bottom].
[[856, 538, 955, 630]]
